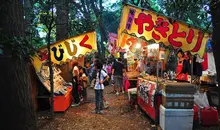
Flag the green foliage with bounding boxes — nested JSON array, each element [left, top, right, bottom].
[[68, 2, 97, 36], [162, 0, 212, 31], [127, 0, 212, 32], [0, 35, 37, 59], [103, 2, 122, 33], [25, 1, 56, 47]]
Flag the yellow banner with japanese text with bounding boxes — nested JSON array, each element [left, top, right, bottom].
[[32, 31, 97, 72], [118, 5, 211, 58]]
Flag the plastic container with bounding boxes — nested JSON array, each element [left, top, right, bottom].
[[160, 105, 194, 130], [200, 106, 219, 126]]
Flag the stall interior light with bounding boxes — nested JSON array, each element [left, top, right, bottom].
[[136, 43, 141, 48], [147, 43, 159, 49]]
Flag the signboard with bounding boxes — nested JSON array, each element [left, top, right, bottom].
[[109, 32, 118, 45], [118, 5, 211, 57], [138, 79, 156, 107], [108, 32, 118, 54], [32, 31, 97, 72], [119, 33, 148, 52]]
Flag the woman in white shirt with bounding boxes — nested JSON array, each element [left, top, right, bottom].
[[93, 62, 109, 114]]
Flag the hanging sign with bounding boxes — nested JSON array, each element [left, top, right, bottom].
[[108, 32, 118, 54], [118, 5, 211, 57], [32, 31, 97, 72], [109, 32, 118, 45], [119, 33, 148, 53]]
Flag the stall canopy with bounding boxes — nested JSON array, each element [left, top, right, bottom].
[[118, 4, 211, 58], [32, 31, 97, 72], [31, 31, 97, 93]]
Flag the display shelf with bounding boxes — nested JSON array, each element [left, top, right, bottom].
[[37, 66, 69, 95]]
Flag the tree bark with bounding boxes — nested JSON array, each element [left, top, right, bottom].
[[210, 0, 220, 111], [0, 0, 37, 130], [55, 0, 69, 41], [90, 0, 107, 59], [24, 0, 33, 29]]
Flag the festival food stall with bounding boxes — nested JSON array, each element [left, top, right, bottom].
[[32, 31, 97, 112], [117, 3, 214, 129]]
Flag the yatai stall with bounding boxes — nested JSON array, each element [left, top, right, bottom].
[[32, 31, 97, 112], [117, 3, 211, 129]]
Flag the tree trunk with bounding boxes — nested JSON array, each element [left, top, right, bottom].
[[24, 0, 33, 29], [55, 0, 69, 41], [210, 0, 220, 111], [99, 15, 107, 59], [0, 0, 37, 130]]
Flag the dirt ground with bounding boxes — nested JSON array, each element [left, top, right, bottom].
[[37, 86, 220, 130], [37, 86, 152, 130]]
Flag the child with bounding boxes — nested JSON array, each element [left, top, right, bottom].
[[123, 71, 130, 93], [103, 97, 109, 109], [106, 62, 112, 81], [79, 66, 89, 103]]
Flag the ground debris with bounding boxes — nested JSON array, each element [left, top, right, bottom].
[[37, 86, 220, 130]]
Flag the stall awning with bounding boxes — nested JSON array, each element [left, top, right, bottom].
[[32, 31, 97, 72], [118, 4, 211, 58]]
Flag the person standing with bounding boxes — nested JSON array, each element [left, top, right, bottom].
[[176, 50, 190, 81], [112, 58, 125, 95], [71, 60, 80, 107], [93, 62, 109, 114], [134, 58, 138, 71], [79, 66, 89, 103]]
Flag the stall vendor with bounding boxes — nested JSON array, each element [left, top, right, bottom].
[[176, 50, 190, 81], [138, 58, 152, 75], [134, 58, 139, 71]]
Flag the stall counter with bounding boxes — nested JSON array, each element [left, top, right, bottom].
[[137, 77, 162, 122]]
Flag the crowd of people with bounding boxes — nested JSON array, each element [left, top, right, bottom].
[[70, 54, 126, 114]]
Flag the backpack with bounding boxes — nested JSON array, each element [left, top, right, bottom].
[[92, 69, 97, 79], [99, 69, 109, 86]]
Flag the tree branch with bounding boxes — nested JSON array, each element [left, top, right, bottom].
[[90, 0, 100, 18], [72, 0, 85, 15]]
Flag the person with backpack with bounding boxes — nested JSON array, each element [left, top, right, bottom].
[[92, 61, 109, 114]]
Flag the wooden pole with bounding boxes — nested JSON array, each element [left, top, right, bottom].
[[46, 0, 55, 119]]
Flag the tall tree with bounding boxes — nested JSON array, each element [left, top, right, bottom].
[[55, 0, 69, 41], [91, 0, 107, 57], [72, 0, 108, 58], [0, 0, 37, 130]]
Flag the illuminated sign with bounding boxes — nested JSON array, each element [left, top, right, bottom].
[[118, 5, 210, 57], [32, 31, 97, 72]]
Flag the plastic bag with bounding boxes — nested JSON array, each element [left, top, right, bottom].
[[194, 92, 210, 108]]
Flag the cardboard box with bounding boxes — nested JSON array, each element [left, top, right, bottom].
[[162, 82, 196, 94], [162, 95, 194, 109]]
